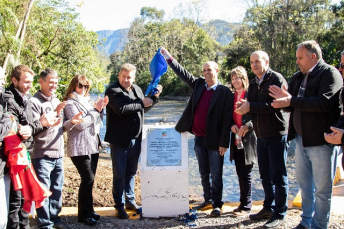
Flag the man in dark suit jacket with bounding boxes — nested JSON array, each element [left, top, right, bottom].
[[160, 47, 233, 217], [105, 63, 162, 219]]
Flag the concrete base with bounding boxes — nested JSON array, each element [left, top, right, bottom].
[[141, 169, 189, 217]]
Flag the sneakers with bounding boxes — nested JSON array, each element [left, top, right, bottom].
[[192, 200, 212, 210], [249, 207, 273, 220], [210, 207, 222, 217], [117, 207, 129, 219], [264, 216, 284, 228], [125, 201, 141, 212], [233, 207, 250, 217], [53, 221, 73, 229]]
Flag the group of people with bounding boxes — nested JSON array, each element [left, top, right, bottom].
[[0, 39, 343, 229], [160, 40, 342, 229], [0, 62, 162, 229]]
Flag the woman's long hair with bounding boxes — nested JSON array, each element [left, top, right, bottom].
[[63, 75, 92, 101]]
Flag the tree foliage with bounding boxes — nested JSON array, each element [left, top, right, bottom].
[[108, 6, 221, 96], [0, 0, 107, 99], [223, 0, 337, 81]]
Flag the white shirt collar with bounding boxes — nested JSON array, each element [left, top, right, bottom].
[[205, 80, 219, 91]]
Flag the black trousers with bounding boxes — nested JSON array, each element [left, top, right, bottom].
[[7, 183, 30, 229], [71, 153, 99, 219], [233, 147, 253, 210]]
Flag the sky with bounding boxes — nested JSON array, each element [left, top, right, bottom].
[[67, 0, 343, 32], [67, 0, 248, 31]]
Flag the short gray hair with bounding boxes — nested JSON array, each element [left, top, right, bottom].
[[39, 69, 58, 81], [251, 50, 270, 62], [298, 40, 322, 60], [341, 51, 344, 57]]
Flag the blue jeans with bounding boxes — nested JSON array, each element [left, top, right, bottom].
[[32, 157, 64, 229], [295, 135, 337, 229], [110, 138, 141, 209], [0, 174, 11, 229], [194, 136, 224, 208], [257, 135, 288, 218]]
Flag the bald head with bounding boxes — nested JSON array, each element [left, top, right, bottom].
[[250, 50, 270, 79], [203, 61, 219, 87]]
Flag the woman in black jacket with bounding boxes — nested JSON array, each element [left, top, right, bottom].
[[229, 66, 257, 217]]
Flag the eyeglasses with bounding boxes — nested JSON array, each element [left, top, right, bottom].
[[78, 83, 89, 90], [340, 63, 344, 69]]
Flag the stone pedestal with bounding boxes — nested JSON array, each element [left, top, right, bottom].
[[140, 125, 189, 217]]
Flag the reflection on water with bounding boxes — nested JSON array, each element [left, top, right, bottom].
[[99, 99, 299, 202]]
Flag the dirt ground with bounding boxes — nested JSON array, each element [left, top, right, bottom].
[[61, 153, 344, 229], [62, 153, 141, 208]]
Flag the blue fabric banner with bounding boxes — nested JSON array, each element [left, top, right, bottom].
[[145, 48, 168, 96]]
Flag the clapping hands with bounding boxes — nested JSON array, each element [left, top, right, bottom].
[[94, 96, 109, 112]]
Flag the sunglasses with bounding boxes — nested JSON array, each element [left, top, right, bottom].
[[78, 83, 89, 90], [340, 63, 344, 69]]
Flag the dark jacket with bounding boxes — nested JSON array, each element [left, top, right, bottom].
[[247, 68, 289, 138], [105, 81, 158, 148], [287, 59, 342, 146], [0, 89, 12, 178], [335, 87, 344, 142], [230, 92, 257, 165], [4, 84, 43, 154], [168, 59, 233, 151]]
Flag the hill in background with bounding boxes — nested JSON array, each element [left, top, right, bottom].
[[96, 29, 128, 56], [96, 20, 238, 56]]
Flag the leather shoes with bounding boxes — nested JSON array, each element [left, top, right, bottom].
[[264, 216, 284, 228], [80, 217, 96, 226], [125, 202, 141, 212], [117, 207, 129, 219], [92, 212, 100, 220], [192, 200, 212, 210], [233, 207, 250, 217], [249, 207, 273, 220], [210, 207, 222, 217], [294, 223, 307, 229]]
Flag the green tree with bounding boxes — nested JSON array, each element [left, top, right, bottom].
[[0, 0, 107, 98], [108, 8, 221, 96], [223, 0, 336, 80]]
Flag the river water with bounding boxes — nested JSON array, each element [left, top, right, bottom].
[[99, 99, 299, 203]]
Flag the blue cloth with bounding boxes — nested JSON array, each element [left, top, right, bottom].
[[295, 134, 337, 229], [256, 135, 288, 218], [145, 48, 168, 96]]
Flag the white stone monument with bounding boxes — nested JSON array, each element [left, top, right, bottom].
[[140, 125, 189, 217]]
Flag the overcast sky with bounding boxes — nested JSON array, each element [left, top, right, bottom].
[[67, 0, 248, 31]]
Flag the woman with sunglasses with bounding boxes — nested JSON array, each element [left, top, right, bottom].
[[229, 66, 257, 217], [63, 75, 108, 226]]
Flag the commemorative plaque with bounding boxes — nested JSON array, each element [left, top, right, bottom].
[[141, 125, 189, 217], [146, 128, 181, 166]]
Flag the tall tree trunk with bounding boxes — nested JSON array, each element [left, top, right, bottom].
[[2, 0, 35, 70]]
